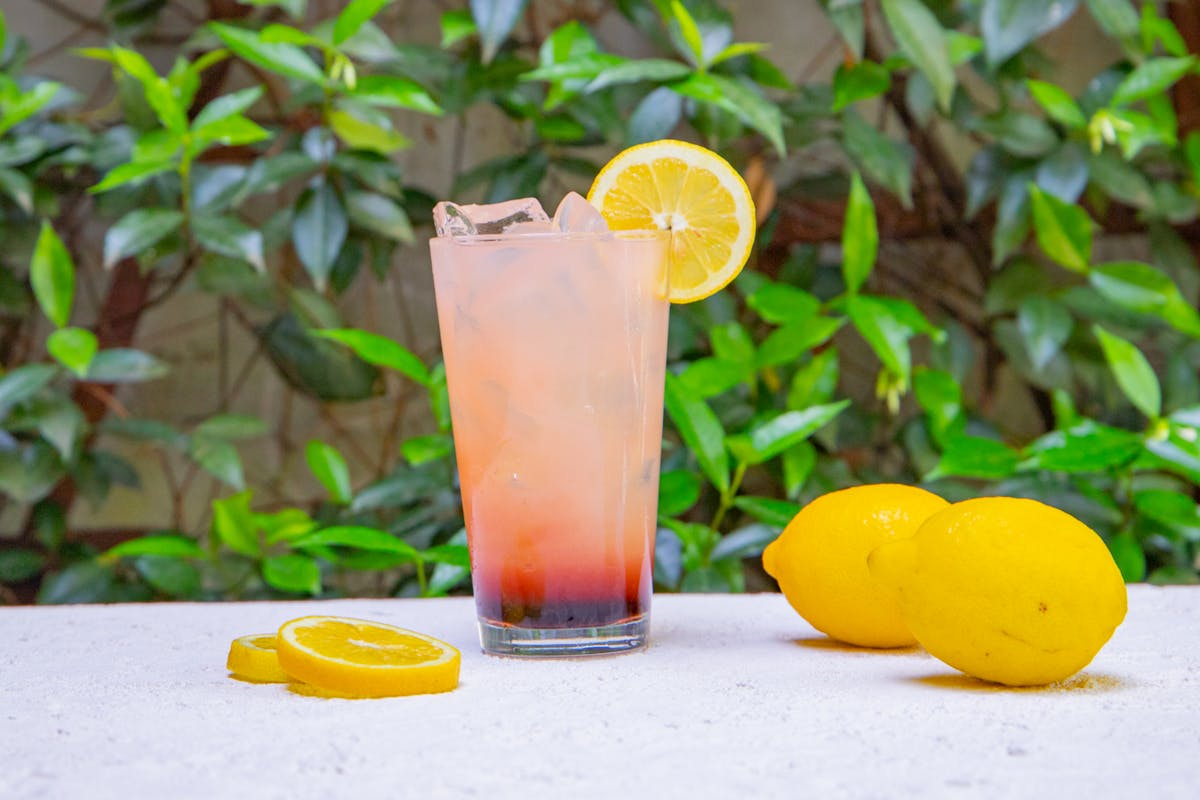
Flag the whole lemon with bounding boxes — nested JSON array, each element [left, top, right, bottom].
[[868, 496, 1128, 687], [762, 484, 950, 648]]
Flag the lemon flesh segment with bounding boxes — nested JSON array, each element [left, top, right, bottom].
[[276, 615, 461, 698], [587, 139, 755, 304], [887, 497, 1128, 687], [226, 633, 290, 683]]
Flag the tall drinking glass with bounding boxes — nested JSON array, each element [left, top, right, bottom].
[[430, 230, 670, 656]]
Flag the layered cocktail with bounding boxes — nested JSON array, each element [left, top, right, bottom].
[[430, 195, 670, 656]]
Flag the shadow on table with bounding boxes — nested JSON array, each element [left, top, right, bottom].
[[790, 636, 922, 656], [906, 671, 1129, 694]]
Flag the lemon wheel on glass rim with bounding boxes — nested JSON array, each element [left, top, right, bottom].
[[587, 139, 756, 303]]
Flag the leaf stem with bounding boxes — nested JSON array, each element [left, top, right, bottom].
[[711, 460, 748, 533]]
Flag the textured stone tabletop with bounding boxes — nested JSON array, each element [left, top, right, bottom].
[[2, 586, 1197, 799]]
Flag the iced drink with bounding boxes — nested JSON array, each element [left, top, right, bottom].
[[430, 195, 669, 656]]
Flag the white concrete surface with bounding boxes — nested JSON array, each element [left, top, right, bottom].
[[1, 586, 1197, 799]]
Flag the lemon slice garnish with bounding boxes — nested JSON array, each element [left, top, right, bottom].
[[587, 139, 756, 303]]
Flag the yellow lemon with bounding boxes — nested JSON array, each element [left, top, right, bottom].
[[276, 616, 460, 698], [587, 139, 755, 303], [763, 484, 950, 648], [226, 633, 290, 683], [869, 497, 1128, 687]]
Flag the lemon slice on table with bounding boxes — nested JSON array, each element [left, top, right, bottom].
[[226, 634, 290, 683], [275, 616, 460, 698], [587, 139, 756, 303]]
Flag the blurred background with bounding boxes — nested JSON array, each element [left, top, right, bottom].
[[1, 0, 1197, 603]]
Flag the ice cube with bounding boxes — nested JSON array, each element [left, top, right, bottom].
[[433, 197, 549, 237], [433, 202, 477, 237], [552, 191, 609, 233]]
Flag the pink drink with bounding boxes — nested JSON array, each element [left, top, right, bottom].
[[430, 231, 669, 655]]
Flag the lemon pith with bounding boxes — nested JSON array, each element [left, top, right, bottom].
[[587, 139, 755, 303], [763, 483, 950, 648], [275, 615, 460, 698]]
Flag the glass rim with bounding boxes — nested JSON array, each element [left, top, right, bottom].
[[430, 228, 670, 245]]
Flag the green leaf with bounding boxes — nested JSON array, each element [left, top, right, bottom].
[[328, 109, 410, 153], [105, 534, 205, 560], [470, 0, 528, 64], [1090, 261, 1200, 337], [732, 496, 801, 528], [440, 9, 476, 47], [1111, 57, 1196, 108], [927, 435, 1020, 480], [1027, 80, 1087, 130], [31, 222, 74, 328], [832, 60, 890, 111], [668, 0, 706, 66], [86, 349, 169, 383], [193, 414, 267, 440], [881, 0, 954, 110], [980, 111, 1059, 158], [90, 159, 175, 194], [585, 59, 692, 93], [842, 171, 877, 293], [189, 436, 245, 489], [313, 328, 429, 385], [787, 350, 839, 410], [208, 22, 326, 86], [1106, 532, 1145, 582], [711, 523, 781, 562], [1017, 296, 1073, 371], [746, 284, 820, 324], [333, 0, 391, 45], [191, 115, 270, 149], [755, 317, 844, 369], [0, 364, 57, 418], [28, 399, 85, 460], [678, 358, 745, 398], [1021, 421, 1142, 473], [1135, 489, 1200, 540], [349, 75, 442, 115], [0, 440, 64, 502], [1086, 0, 1139, 39], [1094, 325, 1161, 419], [421, 543, 470, 570], [664, 372, 730, 493], [292, 183, 348, 291], [191, 214, 265, 272], [0, 548, 44, 583], [1028, 184, 1092, 272], [819, 0, 863, 59], [47, 327, 98, 377], [212, 490, 260, 556], [658, 469, 701, 517], [730, 401, 849, 465], [293, 525, 419, 558], [37, 561, 115, 604], [670, 73, 785, 156], [192, 86, 263, 129], [842, 111, 913, 208], [262, 554, 321, 595], [628, 86, 684, 144], [914, 368, 963, 442], [400, 433, 453, 465], [711, 321, 755, 366], [980, 0, 1078, 66], [0, 166, 33, 212], [345, 191, 414, 243], [305, 440, 352, 503], [103, 209, 183, 270], [135, 555, 201, 598], [846, 294, 913, 382]]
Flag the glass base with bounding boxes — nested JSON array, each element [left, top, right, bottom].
[[477, 614, 648, 657]]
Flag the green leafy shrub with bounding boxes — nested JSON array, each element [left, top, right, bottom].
[[0, 0, 1197, 604]]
